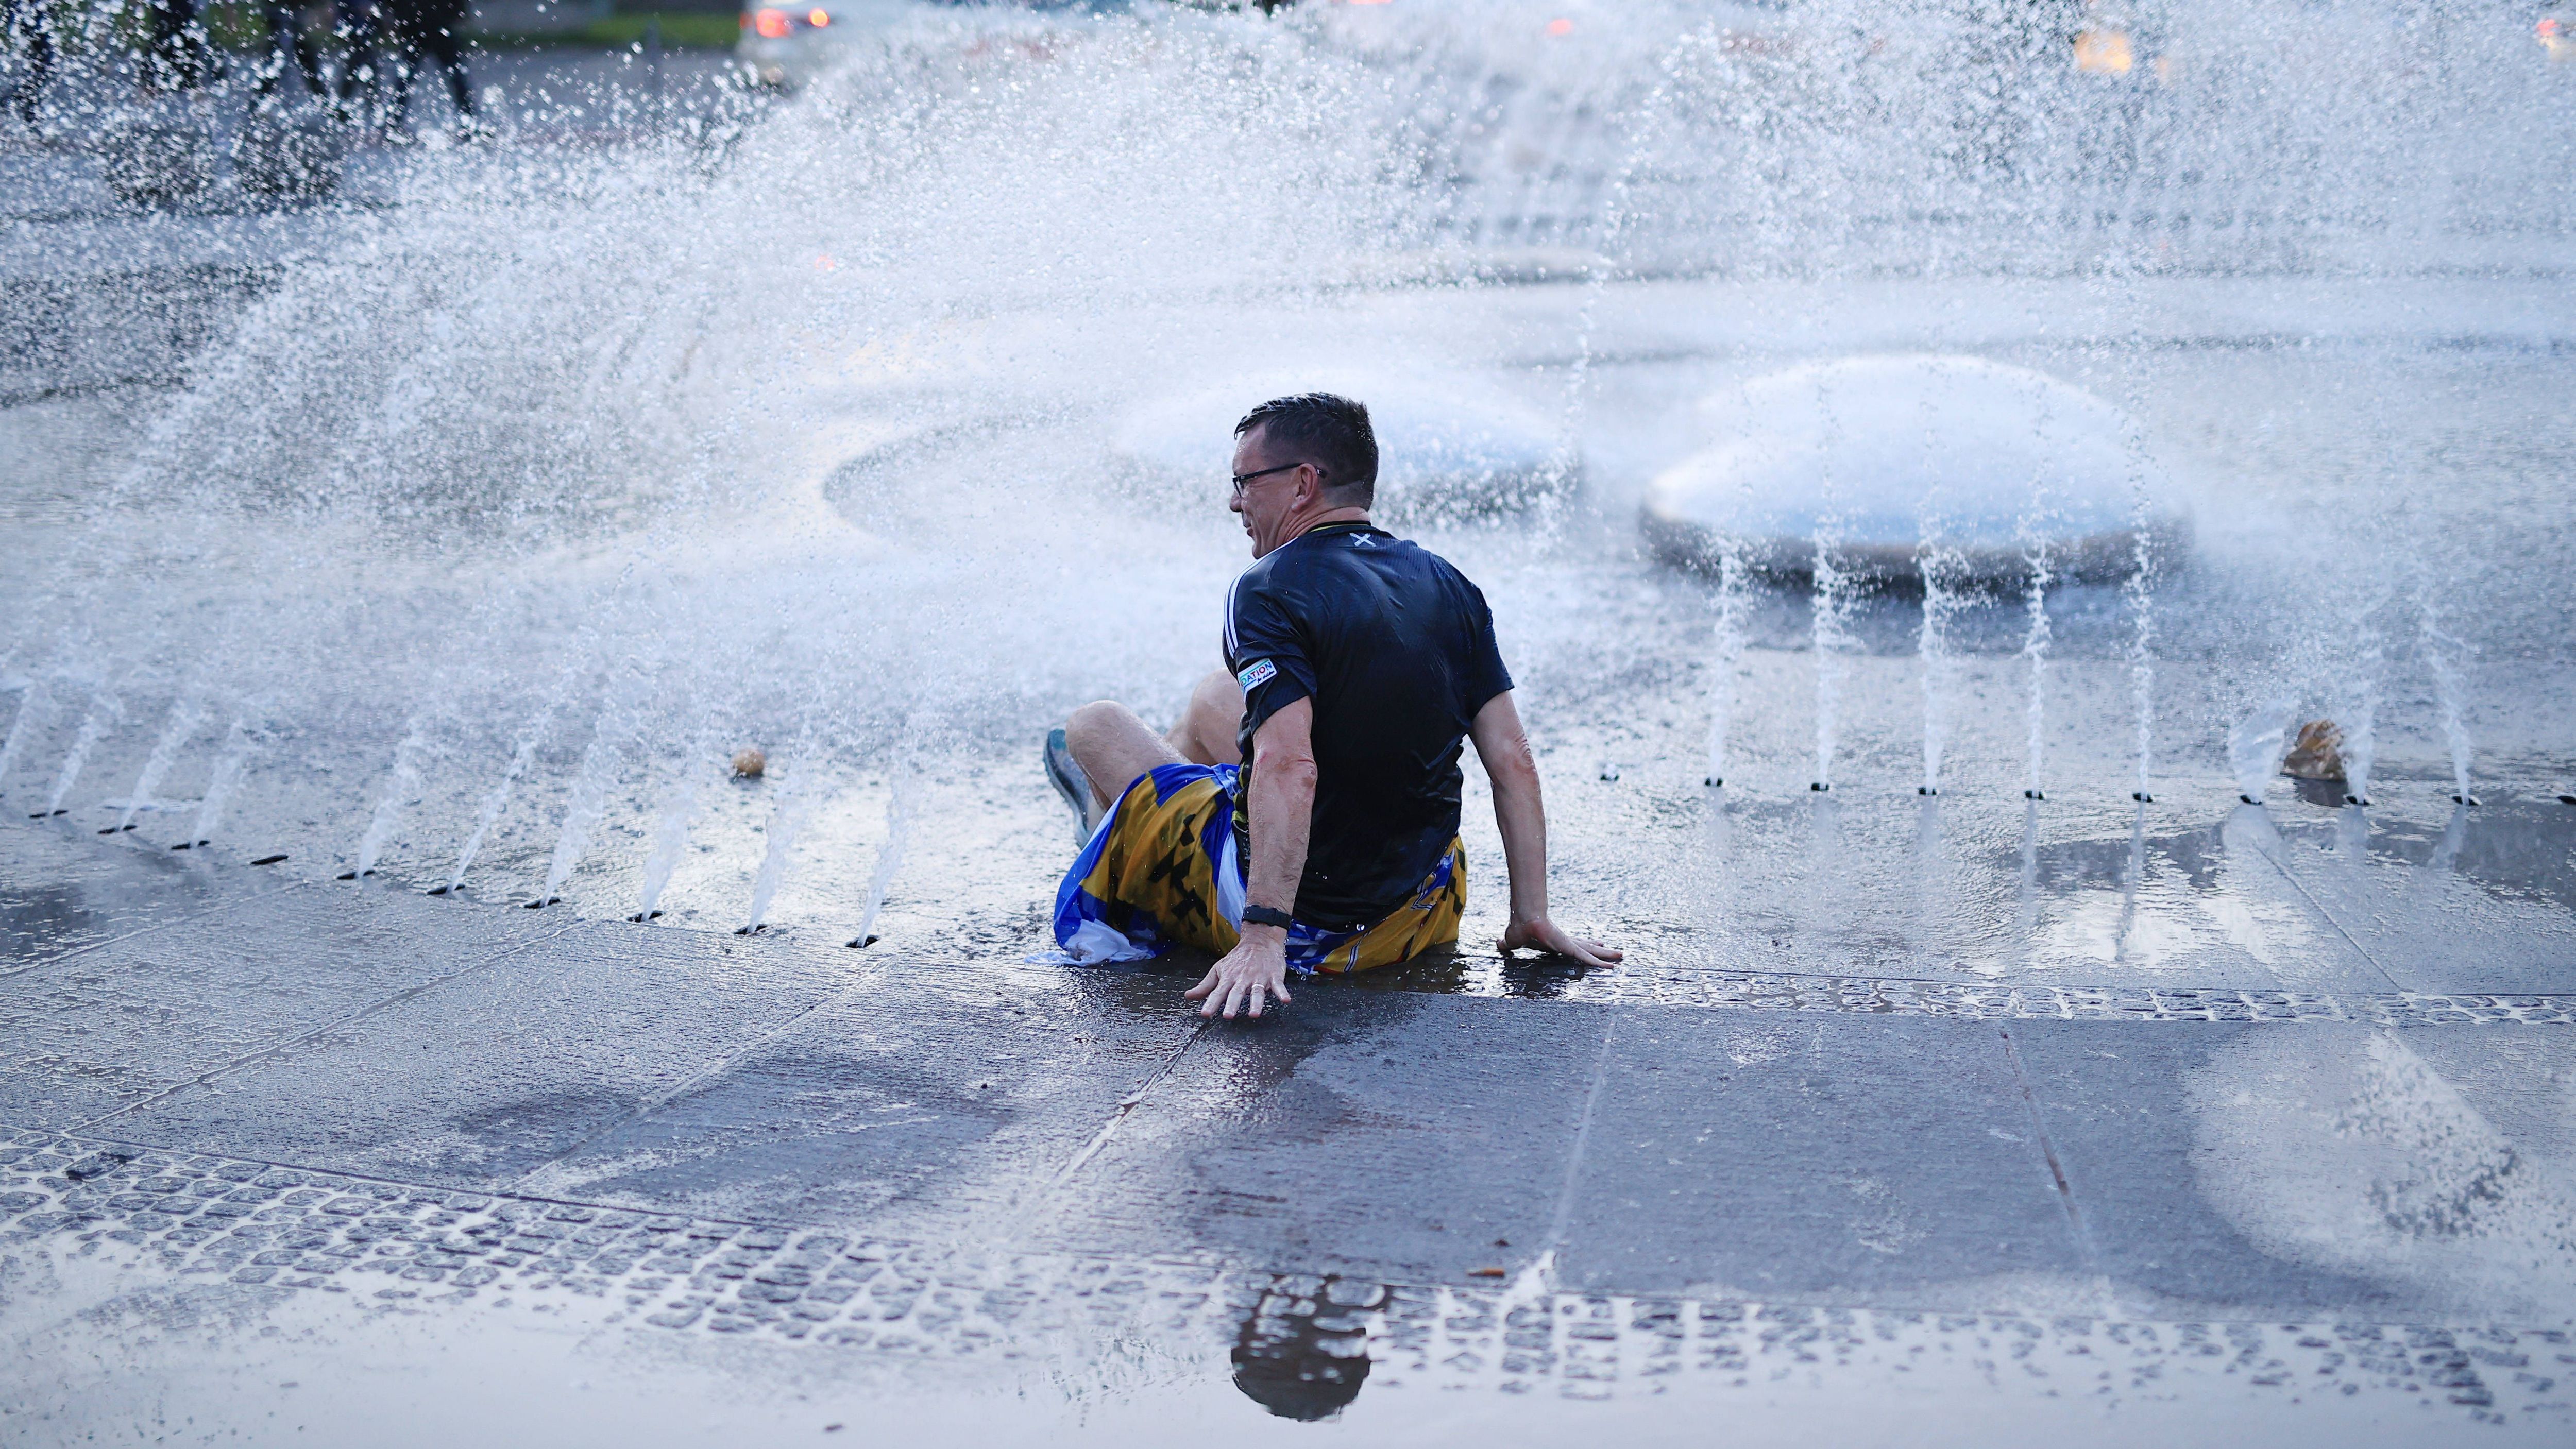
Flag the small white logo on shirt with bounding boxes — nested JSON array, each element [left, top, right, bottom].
[[1237, 659, 1278, 690]]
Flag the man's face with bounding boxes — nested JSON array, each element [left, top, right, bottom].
[[1228, 423, 1313, 559]]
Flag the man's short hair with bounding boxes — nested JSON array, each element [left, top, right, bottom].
[[1234, 392, 1378, 508]]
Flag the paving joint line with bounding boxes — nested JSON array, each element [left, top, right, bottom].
[[66, 921, 586, 1135], [1536, 1010, 1617, 1289], [1995, 1024, 2114, 1312], [1041, 1018, 1208, 1198], [0, 876, 310, 981], [2243, 829, 2405, 991], [503, 955, 900, 1194]]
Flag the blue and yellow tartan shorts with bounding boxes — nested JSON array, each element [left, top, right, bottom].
[[1050, 762, 1465, 974]]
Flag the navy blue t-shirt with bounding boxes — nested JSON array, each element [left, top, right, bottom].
[[1224, 522, 1513, 929]]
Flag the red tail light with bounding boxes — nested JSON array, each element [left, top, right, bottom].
[[753, 8, 790, 38]]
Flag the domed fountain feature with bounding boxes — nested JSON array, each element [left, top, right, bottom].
[[1642, 355, 2189, 587]]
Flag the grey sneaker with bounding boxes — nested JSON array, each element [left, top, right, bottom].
[[1043, 727, 1096, 838]]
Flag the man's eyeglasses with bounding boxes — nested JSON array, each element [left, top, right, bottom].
[[1229, 461, 1312, 498]]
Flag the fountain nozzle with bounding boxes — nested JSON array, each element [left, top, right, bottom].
[[1809, 781, 1830, 792], [2240, 793, 2261, 806], [1704, 776, 1722, 788], [2131, 791, 2153, 803], [2024, 789, 2044, 801], [1918, 786, 1937, 796], [2452, 794, 2479, 806], [846, 933, 880, 949], [2344, 794, 2370, 807]]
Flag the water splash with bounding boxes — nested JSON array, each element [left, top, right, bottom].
[[2015, 399, 2055, 803], [354, 717, 434, 877], [440, 680, 572, 896], [1809, 522, 1854, 793], [2226, 700, 2294, 806], [633, 697, 734, 924], [535, 705, 634, 909], [116, 693, 206, 833], [0, 679, 49, 800], [2417, 585, 2476, 805], [2341, 612, 2383, 809], [1916, 539, 1964, 796], [741, 755, 818, 936], [1702, 542, 1748, 789], [41, 692, 123, 820], [849, 771, 916, 949], [188, 715, 255, 847], [2121, 424, 2158, 804], [2016, 544, 2052, 803]]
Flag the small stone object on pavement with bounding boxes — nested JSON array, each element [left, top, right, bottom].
[[2281, 719, 2345, 780], [732, 747, 766, 779]]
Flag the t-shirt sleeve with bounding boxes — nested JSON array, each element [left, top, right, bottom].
[[1226, 570, 1316, 740], [1461, 577, 1514, 712]]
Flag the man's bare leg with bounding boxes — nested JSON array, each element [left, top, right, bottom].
[[1065, 671, 1242, 815], [1065, 701, 1185, 815], [1165, 669, 1245, 766]]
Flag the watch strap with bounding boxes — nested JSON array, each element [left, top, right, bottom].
[[1240, 905, 1295, 930]]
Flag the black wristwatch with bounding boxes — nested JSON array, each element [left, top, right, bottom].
[[1241, 905, 1295, 930]]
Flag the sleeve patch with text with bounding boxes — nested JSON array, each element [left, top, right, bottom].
[[1236, 658, 1278, 691]]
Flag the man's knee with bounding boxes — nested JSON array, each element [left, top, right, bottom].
[[1065, 699, 1133, 746]]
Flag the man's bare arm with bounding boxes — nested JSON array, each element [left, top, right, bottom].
[[1183, 697, 1316, 1019], [1468, 691, 1621, 967]]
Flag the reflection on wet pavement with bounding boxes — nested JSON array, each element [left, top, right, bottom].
[[4, 1126, 2570, 1429]]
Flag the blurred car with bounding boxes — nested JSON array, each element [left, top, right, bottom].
[[738, 0, 1133, 89], [737, 0, 920, 88]]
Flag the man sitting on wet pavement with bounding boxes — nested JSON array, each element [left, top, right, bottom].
[[1043, 391, 1617, 1018]]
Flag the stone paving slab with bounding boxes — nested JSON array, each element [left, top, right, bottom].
[[0, 824, 300, 974], [518, 963, 1195, 1232], [1552, 1012, 2089, 1308], [0, 879, 561, 1127], [1032, 987, 1611, 1285], [2006, 1020, 2576, 1325], [87, 919, 865, 1190], [2257, 800, 2576, 996]]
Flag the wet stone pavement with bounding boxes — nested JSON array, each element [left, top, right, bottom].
[[5, 816, 2576, 1441]]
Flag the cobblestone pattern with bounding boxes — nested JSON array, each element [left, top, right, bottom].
[[4, 1128, 2570, 1425], [1632, 974, 2576, 1027]]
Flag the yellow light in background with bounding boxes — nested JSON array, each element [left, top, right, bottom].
[[2074, 29, 2134, 76]]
